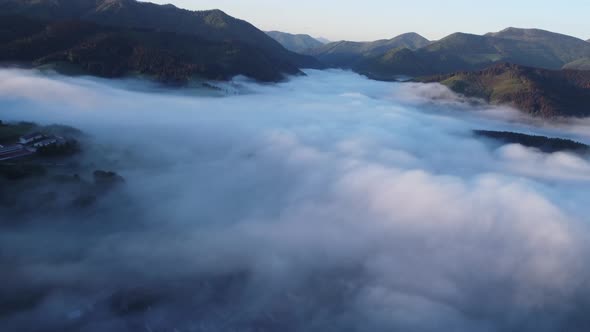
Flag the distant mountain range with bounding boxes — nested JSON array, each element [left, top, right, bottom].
[[0, 0, 322, 82], [486, 28, 590, 64], [304, 28, 590, 80], [315, 37, 331, 44], [1, 0, 589, 119], [305, 33, 430, 68], [421, 63, 590, 117], [265, 31, 325, 53]]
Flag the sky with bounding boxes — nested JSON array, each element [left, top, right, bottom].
[[149, 0, 590, 42]]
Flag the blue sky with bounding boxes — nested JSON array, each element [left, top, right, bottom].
[[149, 0, 590, 42]]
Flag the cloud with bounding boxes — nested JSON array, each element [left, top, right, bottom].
[[1, 68, 590, 331]]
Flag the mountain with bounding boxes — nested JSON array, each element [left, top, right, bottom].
[[305, 32, 430, 67], [419, 32, 567, 69], [265, 31, 324, 53], [348, 32, 553, 79], [486, 27, 590, 64], [0, 0, 322, 78], [0, 16, 303, 82], [305, 28, 590, 81], [420, 63, 590, 118], [315, 37, 331, 44], [563, 57, 590, 71], [354, 47, 433, 79]]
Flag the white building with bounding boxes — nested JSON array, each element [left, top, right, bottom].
[[19, 132, 44, 145], [33, 138, 59, 148]]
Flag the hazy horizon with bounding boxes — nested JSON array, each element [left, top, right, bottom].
[[149, 0, 590, 42]]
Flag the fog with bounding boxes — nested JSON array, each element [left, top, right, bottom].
[[1, 68, 590, 332]]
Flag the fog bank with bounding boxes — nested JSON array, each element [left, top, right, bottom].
[[1, 69, 590, 332]]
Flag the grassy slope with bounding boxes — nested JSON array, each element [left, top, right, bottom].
[[420, 63, 590, 117], [563, 57, 590, 71], [0, 121, 38, 144]]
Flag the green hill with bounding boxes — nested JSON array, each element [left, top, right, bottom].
[[305, 32, 430, 67], [474, 130, 590, 154], [354, 48, 433, 79], [354, 32, 569, 80], [486, 27, 590, 64], [266, 31, 324, 53], [419, 32, 567, 71], [563, 57, 590, 71], [0, 0, 322, 71], [420, 63, 590, 118], [0, 16, 305, 83], [307, 29, 590, 80]]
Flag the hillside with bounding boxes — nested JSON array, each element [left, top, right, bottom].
[[486, 27, 590, 64], [354, 48, 433, 79], [316, 37, 331, 44], [474, 130, 590, 154], [563, 57, 590, 71], [308, 29, 590, 81], [420, 63, 590, 117], [305, 32, 430, 67], [420, 32, 569, 70], [0, 16, 304, 82], [266, 31, 324, 53], [353, 32, 562, 80], [0, 0, 322, 71]]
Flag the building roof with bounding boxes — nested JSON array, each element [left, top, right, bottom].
[[33, 138, 58, 145], [21, 132, 44, 140]]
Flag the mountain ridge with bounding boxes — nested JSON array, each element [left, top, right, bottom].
[[0, 15, 305, 82], [351, 30, 590, 80], [265, 31, 324, 53], [305, 32, 430, 68], [486, 27, 590, 64], [0, 0, 326, 82], [0, 0, 323, 70]]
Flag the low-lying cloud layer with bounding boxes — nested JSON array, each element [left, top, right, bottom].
[[1, 69, 590, 332]]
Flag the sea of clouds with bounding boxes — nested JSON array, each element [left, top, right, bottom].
[[1, 68, 590, 332]]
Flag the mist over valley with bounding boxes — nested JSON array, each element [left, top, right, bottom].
[[2, 1, 590, 331], [1, 69, 590, 331]]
